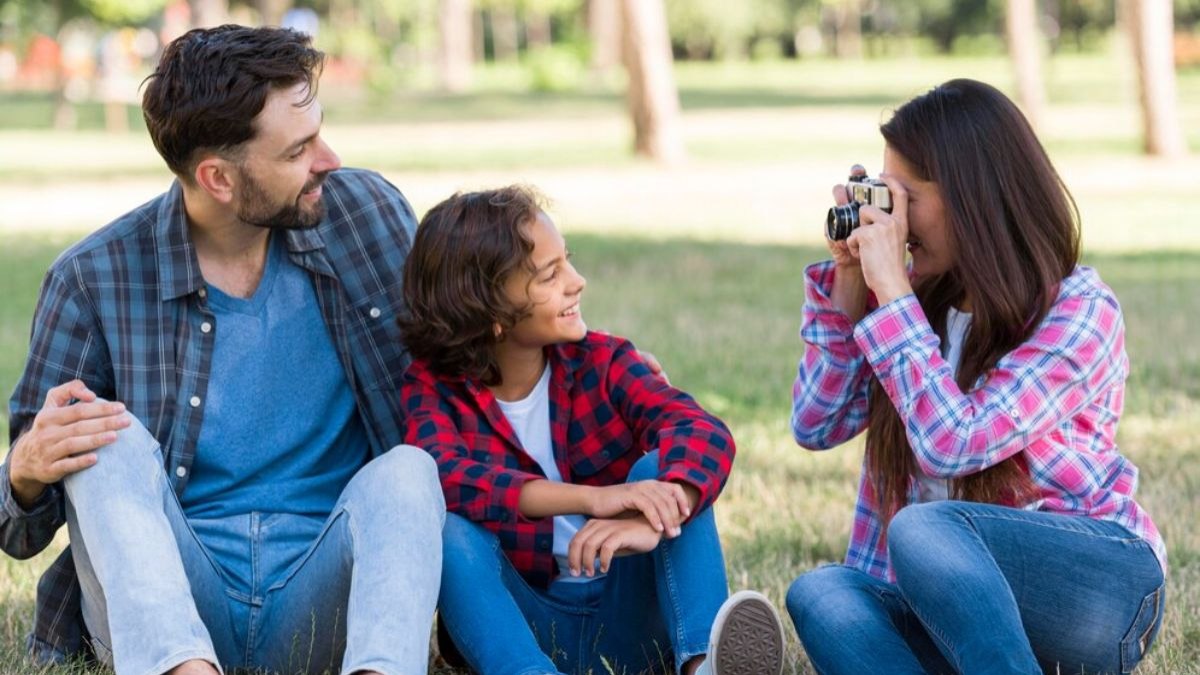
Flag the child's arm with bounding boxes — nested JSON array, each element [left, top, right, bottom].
[[401, 372, 544, 525], [602, 337, 735, 519]]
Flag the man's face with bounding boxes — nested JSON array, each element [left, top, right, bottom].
[[233, 81, 341, 230]]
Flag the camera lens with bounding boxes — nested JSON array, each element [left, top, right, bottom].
[[825, 202, 860, 241]]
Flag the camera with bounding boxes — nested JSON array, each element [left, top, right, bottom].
[[825, 165, 893, 241]]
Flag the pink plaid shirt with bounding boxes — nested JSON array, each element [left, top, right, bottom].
[[791, 260, 1166, 580]]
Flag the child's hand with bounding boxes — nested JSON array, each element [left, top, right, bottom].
[[586, 481, 690, 537], [567, 515, 662, 577]]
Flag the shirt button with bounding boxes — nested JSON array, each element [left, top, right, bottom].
[[369, 307, 382, 319], [197, 288, 207, 298], [200, 321, 212, 334], [1010, 407, 1020, 418], [175, 466, 187, 478], [190, 396, 201, 407]]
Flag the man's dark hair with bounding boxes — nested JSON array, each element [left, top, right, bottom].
[[141, 25, 325, 177], [399, 186, 547, 386]]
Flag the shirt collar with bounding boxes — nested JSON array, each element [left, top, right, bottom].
[[153, 180, 330, 301]]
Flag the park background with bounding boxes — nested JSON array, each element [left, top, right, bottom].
[[0, 0, 1198, 672]]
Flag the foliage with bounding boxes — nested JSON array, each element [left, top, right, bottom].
[[80, 0, 167, 25]]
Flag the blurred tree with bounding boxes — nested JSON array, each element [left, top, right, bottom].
[[621, 0, 684, 163], [1006, 0, 1045, 129], [188, 0, 228, 27], [84, 0, 168, 24], [1053, 0, 1114, 51], [1124, 0, 1187, 156], [828, 0, 862, 58], [254, 0, 291, 26], [664, 0, 754, 59], [439, 0, 473, 91], [919, 0, 998, 53], [586, 0, 621, 74]]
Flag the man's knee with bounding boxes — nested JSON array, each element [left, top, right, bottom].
[[63, 415, 162, 495], [348, 445, 445, 520]]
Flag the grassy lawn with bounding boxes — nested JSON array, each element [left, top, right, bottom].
[[1, 47, 1199, 673]]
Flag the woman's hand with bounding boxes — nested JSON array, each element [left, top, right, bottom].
[[826, 181, 870, 322], [566, 515, 663, 577], [846, 173, 914, 306], [586, 481, 690, 537], [826, 184, 862, 270]]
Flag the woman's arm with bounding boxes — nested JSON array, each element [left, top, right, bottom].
[[791, 260, 874, 449], [855, 279, 1126, 478]]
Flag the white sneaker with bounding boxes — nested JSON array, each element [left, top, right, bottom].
[[703, 590, 785, 675]]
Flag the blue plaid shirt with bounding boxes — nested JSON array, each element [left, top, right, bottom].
[[2, 168, 417, 660]]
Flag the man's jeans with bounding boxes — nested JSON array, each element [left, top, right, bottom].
[[786, 501, 1166, 675], [437, 452, 728, 675], [62, 417, 445, 675]]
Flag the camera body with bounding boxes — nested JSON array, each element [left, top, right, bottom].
[[825, 169, 893, 241]]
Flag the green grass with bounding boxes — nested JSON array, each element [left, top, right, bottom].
[[1, 231, 1198, 673]]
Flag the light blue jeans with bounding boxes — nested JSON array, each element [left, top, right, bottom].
[[438, 452, 729, 675], [63, 417, 446, 675], [787, 501, 1165, 675]]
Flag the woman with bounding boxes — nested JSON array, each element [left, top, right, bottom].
[[786, 79, 1166, 674]]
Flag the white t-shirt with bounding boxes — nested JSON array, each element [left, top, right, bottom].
[[495, 365, 601, 582], [915, 306, 973, 503]]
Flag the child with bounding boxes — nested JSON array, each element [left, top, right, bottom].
[[399, 186, 784, 675]]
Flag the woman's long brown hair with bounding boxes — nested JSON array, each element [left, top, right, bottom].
[[867, 79, 1081, 522]]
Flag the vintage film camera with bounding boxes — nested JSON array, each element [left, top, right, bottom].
[[825, 165, 893, 241]]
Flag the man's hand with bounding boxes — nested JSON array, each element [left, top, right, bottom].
[[638, 350, 669, 384], [8, 380, 130, 508], [586, 480, 691, 537], [567, 515, 663, 577]]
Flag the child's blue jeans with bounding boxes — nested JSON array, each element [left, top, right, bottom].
[[438, 451, 729, 675]]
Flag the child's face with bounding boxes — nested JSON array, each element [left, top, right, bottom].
[[501, 211, 588, 349]]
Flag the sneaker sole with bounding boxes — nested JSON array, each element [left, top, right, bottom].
[[710, 590, 785, 675]]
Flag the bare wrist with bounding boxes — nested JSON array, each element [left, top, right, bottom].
[[10, 473, 46, 510]]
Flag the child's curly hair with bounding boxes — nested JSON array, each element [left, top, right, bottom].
[[399, 185, 547, 385]]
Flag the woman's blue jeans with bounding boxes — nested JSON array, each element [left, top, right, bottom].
[[786, 501, 1165, 675], [437, 452, 729, 675]]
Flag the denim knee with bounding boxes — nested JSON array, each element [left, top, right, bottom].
[[886, 502, 967, 571], [343, 445, 445, 520], [625, 451, 661, 483], [786, 565, 864, 630], [63, 415, 161, 496]]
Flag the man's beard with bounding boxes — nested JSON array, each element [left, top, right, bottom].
[[236, 168, 330, 230]]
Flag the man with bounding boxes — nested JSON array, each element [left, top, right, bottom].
[[1, 25, 443, 675]]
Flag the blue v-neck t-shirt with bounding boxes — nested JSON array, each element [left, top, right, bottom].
[[180, 234, 369, 593]]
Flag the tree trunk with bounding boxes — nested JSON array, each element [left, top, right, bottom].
[[620, 0, 685, 164], [491, 8, 520, 61], [525, 12, 552, 49], [189, 0, 229, 28], [835, 0, 862, 59], [438, 0, 473, 92], [587, 0, 621, 74], [255, 0, 292, 27], [1006, 0, 1045, 129], [1126, 0, 1187, 156]]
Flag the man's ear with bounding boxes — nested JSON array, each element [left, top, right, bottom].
[[193, 155, 238, 204]]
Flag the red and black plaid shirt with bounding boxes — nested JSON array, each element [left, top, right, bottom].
[[401, 331, 736, 587]]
